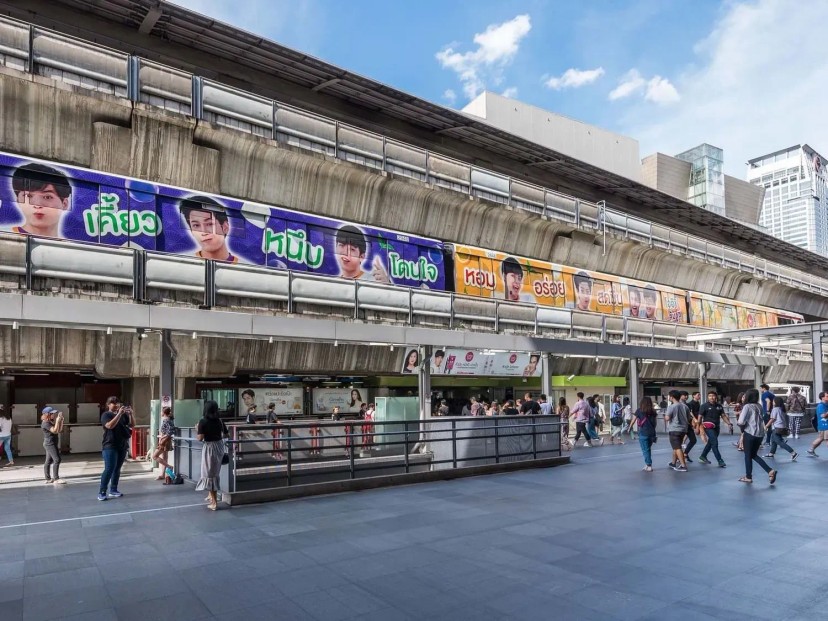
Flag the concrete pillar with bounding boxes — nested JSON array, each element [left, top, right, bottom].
[[698, 363, 708, 398], [754, 366, 763, 389], [813, 331, 824, 397], [160, 329, 176, 407], [541, 353, 552, 398], [418, 345, 432, 420], [628, 358, 640, 410]]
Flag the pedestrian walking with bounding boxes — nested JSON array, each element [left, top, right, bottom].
[[571, 393, 594, 447], [785, 387, 807, 439], [738, 389, 776, 484], [0, 405, 14, 466], [764, 397, 797, 461], [195, 400, 229, 511], [732, 392, 745, 452], [98, 396, 133, 500], [153, 406, 175, 480], [539, 394, 553, 416], [594, 395, 606, 433], [807, 392, 828, 457], [557, 397, 572, 449], [760, 383, 775, 447], [665, 390, 689, 472], [634, 397, 658, 471], [609, 395, 624, 444], [41, 407, 65, 484], [621, 398, 634, 437], [586, 396, 603, 444], [683, 392, 700, 463], [696, 390, 730, 468]]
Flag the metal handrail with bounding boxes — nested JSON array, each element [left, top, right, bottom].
[[2, 14, 827, 297]]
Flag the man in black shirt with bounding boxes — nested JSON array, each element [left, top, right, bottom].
[[99, 396, 133, 501], [697, 390, 731, 467], [683, 392, 701, 463], [502, 400, 519, 416], [519, 392, 541, 416]]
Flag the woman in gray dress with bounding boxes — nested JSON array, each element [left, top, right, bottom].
[[195, 400, 228, 511]]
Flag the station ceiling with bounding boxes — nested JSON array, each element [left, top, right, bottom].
[[8, 0, 828, 278]]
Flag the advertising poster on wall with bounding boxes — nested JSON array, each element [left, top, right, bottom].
[[237, 387, 304, 417], [312, 388, 367, 415], [0, 152, 445, 290], [451, 244, 687, 323], [420, 349, 542, 377], [688, 293, 738, 330]]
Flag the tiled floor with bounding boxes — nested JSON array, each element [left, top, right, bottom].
[[2, 433, 826, 620]]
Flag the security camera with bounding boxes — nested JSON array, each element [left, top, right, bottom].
[[567, 374, 576, 381]]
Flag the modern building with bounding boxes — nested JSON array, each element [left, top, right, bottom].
[[747, 144, 828, 256], [641, 145, 765, 227]]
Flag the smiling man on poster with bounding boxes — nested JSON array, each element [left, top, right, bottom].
[[9, 163, 72, 238], [179, 196, 239, 263]]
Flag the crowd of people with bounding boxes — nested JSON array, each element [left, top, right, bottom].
[[562, 384, 825, 486]]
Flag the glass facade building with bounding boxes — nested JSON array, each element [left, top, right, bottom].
[[747, 145, 828, 256], [675, 144, 726, 216]]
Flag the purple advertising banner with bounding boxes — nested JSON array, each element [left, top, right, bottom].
[[0, 152, 446, 289]]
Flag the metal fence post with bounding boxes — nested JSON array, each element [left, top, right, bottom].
[[494, 300, 500, 333], [334, 120, 339, 159], [127, 56, 140, 101], [449, 293, 455, 329], [532, 416, 537, 460], [353, 281, 359, 319], [24, 235, 33, 290], [27, 24, 34, 73], [132, 249, 146, 302], [404, 421, 410, 473], [287, 271, 294, 314], [574, 199, 581, 227], [494, 417, 500, 464], [191, 76, 204, 120], [285, 426, 292, 486], [348, 423, 355, 479], [382, 135, 387, 171], [451, 419, 457, 469], [408, 287, 414, 326]]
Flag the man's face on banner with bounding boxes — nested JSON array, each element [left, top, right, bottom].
[[505, 271, 523, 301], [336, 241, 364, 278], [187, 210, 229, 254], [575, 280, 592, 311], [16, 184, 68, 232], [643, 291, 658, 319], [629, 288, 641, 317]]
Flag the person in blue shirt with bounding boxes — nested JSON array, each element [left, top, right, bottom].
[[807, 392, 828, 457], [760, 383, 775, 446]]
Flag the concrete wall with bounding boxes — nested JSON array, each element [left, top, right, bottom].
[[641, 153, 691, 201], [724, 174, 764, 225], [464, 92, 642, 182]]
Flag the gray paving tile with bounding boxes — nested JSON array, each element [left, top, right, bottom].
[[114, 591, 210, 621], [24, 552, 95, 578], [22, 585, 112, 621]]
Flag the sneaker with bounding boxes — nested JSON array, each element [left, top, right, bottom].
[[697, 457, 711, 464], [807, 449, 818, 457], [107, 489, 123, 498], [667, 461, 675, 469], [670, 463, 679, 471], [763, 454, 775, 458], [4, 461, 14, 466], [44, 479, 53, 484], [791, 452, 798, 462], [53, 479, 66, 485], [97, 492, 108, 501], [599, 438, 605, 446], [794, 434, 800, 440], [645, 465, 653, 472], [718, 461, 727, 468], [684, 454, 693, 463], [582, 441, 591, 447], [675, 466, 688, 472]]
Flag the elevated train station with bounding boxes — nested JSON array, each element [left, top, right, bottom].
[[0, 0, 826, 451]]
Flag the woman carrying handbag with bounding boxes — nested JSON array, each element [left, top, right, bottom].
[[737, 389, 777, 484]]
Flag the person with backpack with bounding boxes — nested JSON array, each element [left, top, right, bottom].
[[764, 396, 797, 461], [665, 390, 690, 472], [785, 387, 807, 439], [737, 389, 777, 484], [634, 397, 658, 472], [585, 395, 603, 445], [609, 395, 624, 444]]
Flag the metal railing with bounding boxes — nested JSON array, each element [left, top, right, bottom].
[[0, 232, 724, 351], [173, 416, 562, 495], [1, 15, 827, 298]]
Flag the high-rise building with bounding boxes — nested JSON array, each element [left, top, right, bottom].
[[747, 145, 828, 256]]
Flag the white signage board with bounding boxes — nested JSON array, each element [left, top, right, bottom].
[[312, 388, 367, 415], [425, 349, 542, 377], [237, 387, 304, 417]]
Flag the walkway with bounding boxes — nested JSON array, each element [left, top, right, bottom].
[[1, 435, 825, 621]]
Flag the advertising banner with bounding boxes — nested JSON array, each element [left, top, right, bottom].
[[312, 388, 367, 415], [238, 387, 304, 417], [0, 152, 445, 290], [424, 349, 542, 377], [689, 293, 738, 330], [451, 244, 686, 323]]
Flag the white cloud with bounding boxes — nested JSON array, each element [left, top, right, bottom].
[[501, 87, 519, 98], [545, 67, 605, 90], [436, 14, 532, 100], [608, 69, 646, 100], [443, 89, 457, 106], [620, 0, 828, 175], [645, 76, 680, 104]]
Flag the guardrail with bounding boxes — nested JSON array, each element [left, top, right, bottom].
[[1, 15, 827, 298], [173, 416, 563, 496], [0, 232, 721, 351]]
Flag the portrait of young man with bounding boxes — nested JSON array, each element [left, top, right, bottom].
[[335, 224, 389, 283], [179, 196, 238, 263], [9, 162, 72, 238]]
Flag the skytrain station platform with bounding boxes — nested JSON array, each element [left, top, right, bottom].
[[2, 436, 823, 621]]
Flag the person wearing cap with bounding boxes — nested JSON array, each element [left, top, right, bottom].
[[41, 407, 65, 484], [98, 396, 133, 501], [0, 405, 15, 466]]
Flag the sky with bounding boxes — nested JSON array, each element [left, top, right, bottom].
[[170, 0, 828, 177]]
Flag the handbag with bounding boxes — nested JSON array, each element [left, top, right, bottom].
[[775, 427, 790, 437], [11, 423, 20, 436], [221, 452, 230, 465]]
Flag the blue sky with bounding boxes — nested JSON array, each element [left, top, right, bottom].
[[172, 0, 828, 176]]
